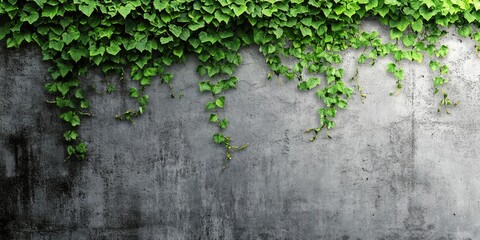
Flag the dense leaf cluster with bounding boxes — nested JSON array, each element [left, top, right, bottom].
[[1, 0, 478, 164]]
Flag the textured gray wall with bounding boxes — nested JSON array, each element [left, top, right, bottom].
[[1, 22, 480, 239]]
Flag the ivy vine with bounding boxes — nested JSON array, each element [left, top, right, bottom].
[[1, 0, 477, 166]]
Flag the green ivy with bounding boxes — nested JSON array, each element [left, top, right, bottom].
[[1, 0, 476, 166]]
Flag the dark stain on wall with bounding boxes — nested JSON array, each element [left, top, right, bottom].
[[1, 131, 37, 238]]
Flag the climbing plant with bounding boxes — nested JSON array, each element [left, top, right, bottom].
[[0, 0, 477, 166]]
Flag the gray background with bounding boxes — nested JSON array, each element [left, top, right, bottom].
[[1, 21, 479, 239]]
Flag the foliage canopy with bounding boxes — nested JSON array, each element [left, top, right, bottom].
[[1, 0, 477, 166]]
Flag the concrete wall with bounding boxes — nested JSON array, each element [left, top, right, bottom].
[[1, 21, 480, 239]]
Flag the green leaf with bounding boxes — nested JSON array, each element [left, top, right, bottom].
[[63, 130, 78, 141], [411, 51, 423, 63], [169, 24, 182, 38], [395, 18, 410, 31], [33, 0, 47, 8], [21, 10, 39, 24], [232, 4, 247, 16], [215, 96, 225, 108], [219, 119, 229, 129], [78, 3, 95, 17], [402, 35, 416, 47], [49, 40, 64, 51], [411, 19, 423, 32], [390, 29, 403, 40], [160, 36, 173, 44], [42, 5, 58, 19], [385, 0, 400, 6], [297, 77, 320, 91], [213, 133, 226, 144], [394, 69, 404, 80], [118, 3, 135, 18], [429, 60, 440, 71], [80, 100, 89, 109], [60, 111, 81, 126], [68, 48, 85, 62], [434, 76, 446, 87], [162, 73, 173, 84], [365, 0, 378, 11], [300, 26, 312, 37], [435, 45, 448, 58], [440, 65, 449, 75], [458, 26, 472, 37], [387, 63, 396, 73], [215, 10, 230, 23], [188, 21, 205, 31], [153, 0, 168, 11], [129, 87, 139, 98], [106, 42, 121, 55], [199, 82, 212, 92], [67, 145, 76, 155], [209, 114, 219, 123], [205, 102, 216, 111], [224, 38, 241, 51]]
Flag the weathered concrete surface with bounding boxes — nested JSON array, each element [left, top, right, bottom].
[[1, 21, 480, 239]]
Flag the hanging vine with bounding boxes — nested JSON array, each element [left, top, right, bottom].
[[0, 0, 476, 165]]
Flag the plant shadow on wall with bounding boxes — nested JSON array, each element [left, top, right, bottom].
[[1, 0, 476, 168]]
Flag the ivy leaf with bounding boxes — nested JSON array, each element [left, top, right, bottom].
[[129, 87, 139, 98], [384, 0, 400, 6], [67, 145, 76, 156], [232, 4, 247, 16], [334, 5, 346, 15], [160, 36, 173, 44], [395, 18, 410, 31], [118, 3, 135, 18], [429, 60, 440, 71], [21, 10, 39, 24], [209, 114, 219, 123], [365, 0, 378, 11], [411, 51, 423, 63], [440, 65, 449, 75], [390, 29, 403, 40], [169, 24, 182, 38], [199, 82, 212, 92], [422, 0, 435, 8], [300, 26, 312, 37], [387, 63, 396, 73], [153, 0, 168, 11], [106, 42, 121, 55], [215, 10, 230, 23], [63, 130, 78, 141], [297, 77, 320, 91], [68, 48, 85, 62], [434, 76, 446, 87], [402, 35, 416, 47], [213, 133, 226, 144], [80, 100, 90, 109], [78, 3, 96, 17], [411, 19, 423, 32], [219, 119, 229, 129], [162, 73, 173, 84], [224, 38, 241, 51], [188, 21, 205, 31], [215, 96, 225, 108], [60, 111, 81, 126], [42, 5, 58, 19], [205, 102, 216, 111], [33, 0, 47, 8], [49, 40, 64, 51], [394, 69, 404, 80], [458, 26, 472, 37], [435, 45, 448, 58]]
